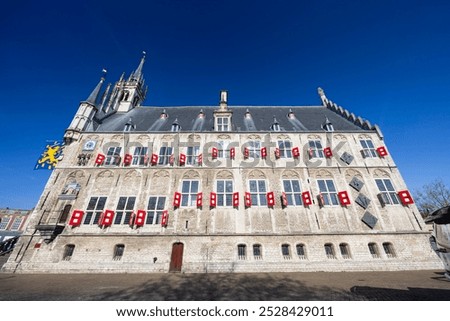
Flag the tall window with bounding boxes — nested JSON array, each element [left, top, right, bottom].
[[216, 117, 230, 131], [63, 244, 75, 261], [317, 179, 339, 206], [218, 141, 230, 159], [324, 243, 336, 259], [237, 244, 247, 260], [253, 244, 262, 260], [339, 243, 351, 259], [375, 179, 400, 205], [181, 180, 199, 207], [83, 197, 107, 225], [308, 140, 324, 158], [146, 196, 166, 225], [383, 242, 396, 258], [247, 141, 261, 158], [296, 244, 307, 260], [368, 243, 380, 258], [249, 179, 267, 206], [132, 147, 148, 166], [113, 197, 136, 225], [281, 244, 291, 259], [158, 146, 173, 165], [277, 140, 292, 158], [105, 147, 122, 166], [283, 179, 302, 206], [113, 244, 125, 261], [186, 146, 200, 165], [58, 204, 72, 224], [360, 139, 377, 158], [10, 217, 23, 231], [217, 180, 233, 207], [0, 217, 10, 230]]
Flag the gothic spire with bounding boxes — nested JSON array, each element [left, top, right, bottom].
[[131, 51, 146, 81], [84, 70, 106, 105]]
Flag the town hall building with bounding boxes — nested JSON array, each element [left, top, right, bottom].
[[3, 53, 441, 273]]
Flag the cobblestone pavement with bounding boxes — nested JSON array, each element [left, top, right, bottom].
[[0, 270, 449, 301]]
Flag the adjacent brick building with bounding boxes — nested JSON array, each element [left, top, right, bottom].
[[3, 54, 441, 273]]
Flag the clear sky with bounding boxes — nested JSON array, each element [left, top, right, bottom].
[[1, 0, 449, 209]]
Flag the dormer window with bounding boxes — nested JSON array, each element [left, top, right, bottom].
[[288, 109, 295, 119], [171, 119, 181, 132], [215, 116, 230, 131], [124, 118, 135, 132], [271, 117, 281, 132], [160, 109, 168, 119], [323, 118, 334, 132]]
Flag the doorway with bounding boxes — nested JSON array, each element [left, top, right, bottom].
[[169, 242, 184, 272]]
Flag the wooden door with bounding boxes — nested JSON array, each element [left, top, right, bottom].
[[169, 242, 184, 272]]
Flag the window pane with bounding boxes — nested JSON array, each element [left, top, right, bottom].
[[294, 194, 302, 205], [148, 197, 157, 210], [326, 180, 336, 192], [182, 181, 190, 193], [249, 180, 257, 192], [191, 181, 199, 192], [283, 180, 292, 192], [318, 180, 327, 192], [126, 197, 136, 210], [217, 194, 224, 207], [97, 197, 107, 209], [87, 197, 98, 210], [384, 179, 395, 191], [225, 194, 233, 206], [226, 181, 233, 192], [259, 194, 267, 206], [258, 180, 266, 192], [292, 180, 300, 192], [157, 197, 165, 210], [217, 181, 224, 193], [376, 179, 386, 192]]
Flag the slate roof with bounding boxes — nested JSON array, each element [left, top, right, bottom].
[[93, 105, 369, 133]]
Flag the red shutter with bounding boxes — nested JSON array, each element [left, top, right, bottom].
[[338, 191, 351, 206], [308, 148, 314, 158], [197, 192, 203, 207], [275, 148, 281, 159], [292, 147, 300, 158], [143, 154, 149, 165], [318, 193, 325, 207], [151, 153, 158, 166], [244, 147, 249, 159], [281, 192, 288, 207], [135, 210, 146, 227], [245, 192, 252, 207], [233, 192, 239, 207], [302, 191, 312, 206], [230, 147, 235, 159], [324, 147, 333, 158], [179, 153, 186, 166], [198, 154, 203, 165], [398, 190, 414, 205], [101, 210, 115, 226], [377, 146, 388, 157], [261, 147, 267, 159], [161, 210, 169, 227], [68, 210, 84, 227], [173, 192, 181, 207], [123, 153, 133, 166], [169, 154, 175, 165], [210, 192, 217, 207], [95, 153, 105, 165], [212, 147, 218, 159], [267, 191, 275, 206]]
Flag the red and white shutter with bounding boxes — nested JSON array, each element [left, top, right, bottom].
[[281, 192, 288, 207], [179, 153, 186, 166], [261, 147, 267, 159], [398, 190, 414, 205], [244, 147, 249, 159], [197, 154, 203, 165], [338, 191, 351, 206], [101, 210, 115, 226], [173, 192, 181, 207], [196, 192, 203, 207], [95, 154, 106, 165], [151, 153, 158, 166], [143, 154, 149, 165], [169, 154, 175, 165], [324, 147, 333, 158], [210, 192, 217, 207], [211, 147, 218, 159], [123, 154, 132, 166], [267, 191, 275, 206], [302, 191, 312, 206], [161, 210, 169, 227], [245, 192, 252, 207], [68, 210, 84, 227], [230, 147, 235, 159], [135, 210, 146, 227], [233, 192, 239, 207], [292, 147, 300, 158], [377, 146, 388, 157], [275, 148, 281, 159]]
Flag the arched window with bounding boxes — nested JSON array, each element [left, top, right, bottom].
[[339, 243, 351, 259], [237, 244, 246, 260], [368, 242, 380, 258], [63, 244, 75, 261], [58, 204, 72, 224], [113, 244, 125, 261], [281, 244, 291, 260], [253, 244, 262, 260], [296, 244, 306, 260], [382, 242, 396, 258], [324, 243, 336, 259]]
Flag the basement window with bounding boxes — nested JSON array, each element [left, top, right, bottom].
[[63, 244, 75, 261]]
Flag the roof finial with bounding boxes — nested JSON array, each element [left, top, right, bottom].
[[131, 51, 146, 81], [317, 87, 328, 106]]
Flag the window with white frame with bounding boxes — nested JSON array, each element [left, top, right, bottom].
[[249, 179, 267, 206], [146, 196, 166, 225], [277, 140, 292, 158], [105, 147, 122, 166], [237, 244, 247, 260], [0, 217, 10, 230], [217, 180, 233, 207], [317, 179, 339, 206], [375, 179, 400, 205], [132, 146, 148, 166], [186, 145, 200, 165], [360, 139, 377, 158], [248, 141, 261, 159], [158, 146, 173, 165], [308, 140, 324, 158], [83, 197, 107, 225], [253, 244, 262, 260], [283, 179, 303, 206], [217, 141, 230, 159], [181, 180, 199, 207], [10, 217, 22, 230], [296, 244, 307, 260], [113, 196, 136, 225], [216, 116, 230, 131]]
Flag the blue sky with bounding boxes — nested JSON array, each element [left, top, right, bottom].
[[1, 0, 449, 209]]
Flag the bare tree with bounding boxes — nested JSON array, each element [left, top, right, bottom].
[[414, 179, 450, 217]]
